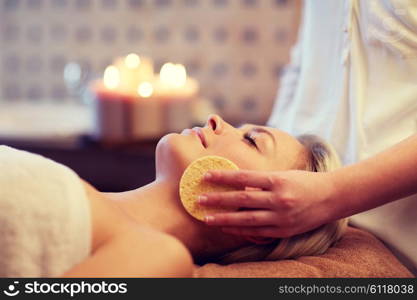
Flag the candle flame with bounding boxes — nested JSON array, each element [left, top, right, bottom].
[[160, 63, 187, 88], [125, 53, 141, 69], [137, 82, 154, 98], [103, 65, 120, 90]]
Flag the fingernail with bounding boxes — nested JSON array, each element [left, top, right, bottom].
[[204, 215, 214, 223], [197, 195, 208, 204], [204, 172, 212, 180]]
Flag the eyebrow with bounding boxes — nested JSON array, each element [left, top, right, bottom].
[[238, 124, 277, 148]]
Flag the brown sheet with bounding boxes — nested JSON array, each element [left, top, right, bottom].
[[194, 227, 414, 278]]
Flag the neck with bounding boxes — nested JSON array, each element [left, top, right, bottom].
[[106, 178, 246, 263]]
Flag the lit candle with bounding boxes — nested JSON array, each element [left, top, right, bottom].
[[137, 81, 154, 98], [130, 80, 165, 140], [160, 63, 187, 88], [114, 53, 154, 94], [154, 63, 199, 99], [103, 65, 120, 90], [92, 75, 128, 143], [153, 63, 199, 132]]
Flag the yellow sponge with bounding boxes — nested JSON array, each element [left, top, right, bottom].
[[179, 155, 239, 221]]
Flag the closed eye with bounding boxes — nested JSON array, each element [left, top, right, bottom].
[[243, 132, 257, 149]]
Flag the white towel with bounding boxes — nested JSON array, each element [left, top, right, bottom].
[[0, 146, 91, 277]]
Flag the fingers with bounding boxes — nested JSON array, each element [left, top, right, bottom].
[[199, 190, 274, 209], [221, 226, 287, 238], [204, 170, 276, 190], [205, 210, 277, 227]]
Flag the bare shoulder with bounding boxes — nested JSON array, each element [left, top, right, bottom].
[[64, 181, 193, 277], [81, 180, 132, 252]]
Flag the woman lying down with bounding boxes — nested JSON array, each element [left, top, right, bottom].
[[0, 114, 347, 277]]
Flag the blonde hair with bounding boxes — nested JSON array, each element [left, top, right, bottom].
[[214, 135, 348, 264]]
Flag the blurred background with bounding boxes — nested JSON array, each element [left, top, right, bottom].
[[0, 0, 301, 191]]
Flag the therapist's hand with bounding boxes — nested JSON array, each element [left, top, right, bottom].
[[198, 170, 339, 238]]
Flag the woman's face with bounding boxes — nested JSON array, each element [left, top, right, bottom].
[[155, 114, 309, 181]]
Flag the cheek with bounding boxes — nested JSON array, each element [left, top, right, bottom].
[[208, 144, 263, 171]]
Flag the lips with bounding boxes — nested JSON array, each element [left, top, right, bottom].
[[192, 127, 207, 148]]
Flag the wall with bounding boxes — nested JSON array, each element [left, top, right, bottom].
[[0, 0, 301, 125]]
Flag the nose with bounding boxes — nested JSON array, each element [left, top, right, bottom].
[[205, 114, 224, 135]]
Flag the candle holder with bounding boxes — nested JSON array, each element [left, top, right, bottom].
[[91, 82, 130, 143], [129, 96, 165, 140]]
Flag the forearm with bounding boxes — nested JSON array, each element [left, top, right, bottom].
[[330, 134, 417, 218]]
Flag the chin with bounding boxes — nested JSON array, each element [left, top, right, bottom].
[[155, 133, 199, 181]]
